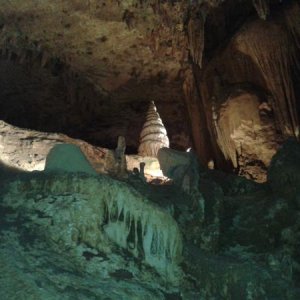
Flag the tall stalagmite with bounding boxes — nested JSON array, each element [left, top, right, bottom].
[[138, 101, 169, 157]]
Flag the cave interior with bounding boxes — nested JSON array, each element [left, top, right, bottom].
[[0, 0, 300, 299]]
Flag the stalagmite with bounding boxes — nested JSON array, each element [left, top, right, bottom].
[[115, 136, 127, 177], [138, 101, 169, 157], [104, 136, 128, 178], [252, 0, 270, 20], [187, 10, 205, 68]]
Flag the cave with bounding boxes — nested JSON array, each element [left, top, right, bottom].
[[0, 1, 300, 299]]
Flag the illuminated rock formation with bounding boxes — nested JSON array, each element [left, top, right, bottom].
[[0, 120, 161, 178], [138, 101, 169, 157], [214, 91, 282, 182]]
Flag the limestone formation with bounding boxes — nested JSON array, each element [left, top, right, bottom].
[[214, 92, 281, 182], [138, 101, 169, 157]]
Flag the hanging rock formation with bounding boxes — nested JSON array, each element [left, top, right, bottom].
[[138, 101, 169, 157], [187, 8, 206, 68]]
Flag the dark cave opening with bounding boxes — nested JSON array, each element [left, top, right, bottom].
[[0, 52, 190, 155]]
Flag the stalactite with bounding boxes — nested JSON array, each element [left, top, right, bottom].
[[252, 0, 270, 20], [235, 20, 299, 139], [187, 10, 205, 68], [138, 101, 169, 157]]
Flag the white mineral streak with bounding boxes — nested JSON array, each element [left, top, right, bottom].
[[252, 0, 270, 20], [138, 101, 169, 157], [187, 11, 205, 68], [102, 181, 182, 279]]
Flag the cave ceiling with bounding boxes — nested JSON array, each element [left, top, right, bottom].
[[0, 0, 299, 180]]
